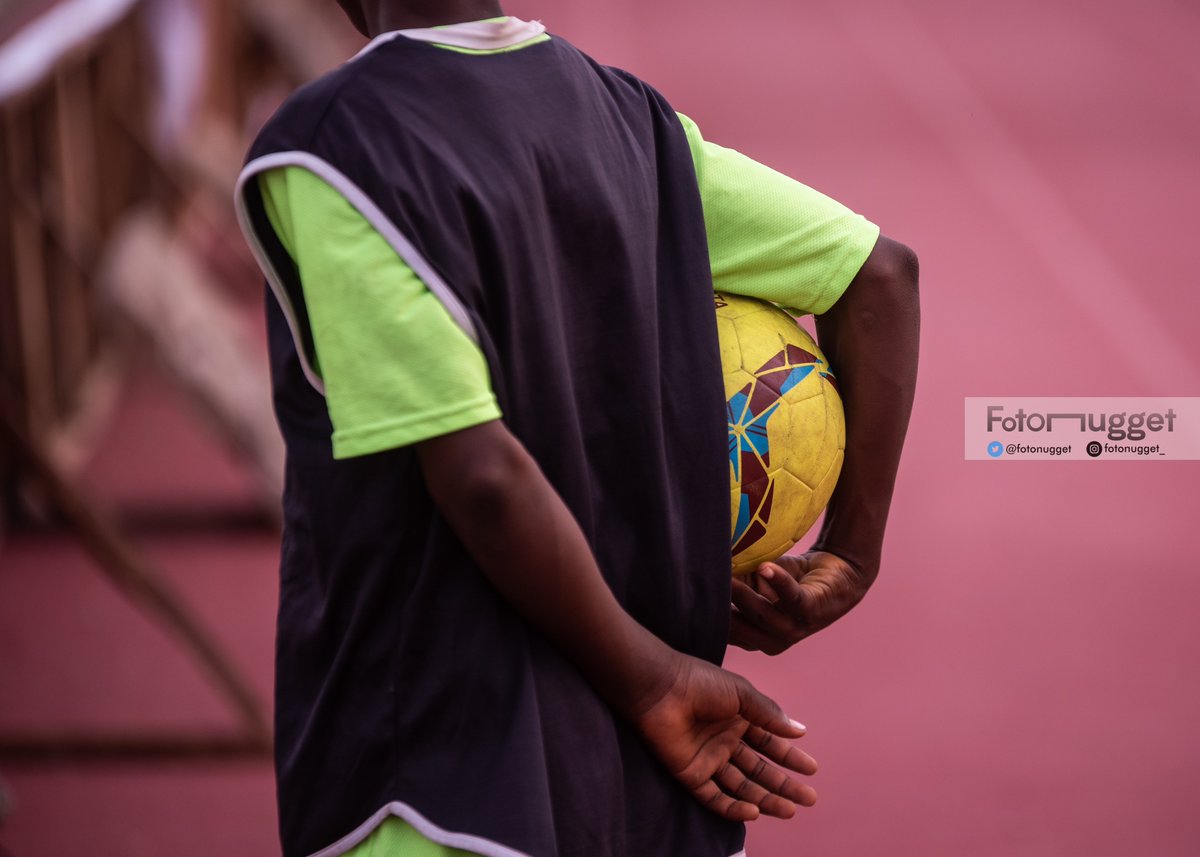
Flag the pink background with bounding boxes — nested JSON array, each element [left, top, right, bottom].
[[2, 0, 1198, 855]]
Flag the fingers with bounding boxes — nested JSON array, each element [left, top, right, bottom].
[[766, 553, 810, 579], [743, 724, 818, 775], [757, 563, 806, 602], [731, 574, 808, 651], [692, 777, 762, 822], [712, 752, 778, 819], [700, 737, 819, 821], [728, 740, 818, 815]]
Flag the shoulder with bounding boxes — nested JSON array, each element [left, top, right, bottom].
[[539, 34, 674, 114], [596, 61, 673, 112]]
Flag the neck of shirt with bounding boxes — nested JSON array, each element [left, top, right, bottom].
[[353, 16, 548, 59]]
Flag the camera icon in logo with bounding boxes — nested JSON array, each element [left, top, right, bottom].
[[1086, 441, 1103, 458]]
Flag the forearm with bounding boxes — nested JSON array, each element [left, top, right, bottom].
[[423, 413, 814, 824], [813, 235, 919, 577], [418, 420, 674, 716]]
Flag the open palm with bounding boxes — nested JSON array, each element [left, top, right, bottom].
[[631, 654, 818, 821]]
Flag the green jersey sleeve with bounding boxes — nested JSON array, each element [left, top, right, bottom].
[[258, 166, 501, 459], [677, 112, 879, 315]]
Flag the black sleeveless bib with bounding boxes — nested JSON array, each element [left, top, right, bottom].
[[238, 33, 736, 857]]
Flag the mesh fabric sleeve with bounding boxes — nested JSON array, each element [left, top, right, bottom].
[[677, 112, 880, 315], [258, 166, 501, 459]]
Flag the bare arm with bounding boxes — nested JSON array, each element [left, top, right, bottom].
[[731, 234, 920, 652], [418, 419, 817, 819]]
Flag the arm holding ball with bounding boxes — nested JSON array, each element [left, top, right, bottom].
[[731, 235, 920, 653]]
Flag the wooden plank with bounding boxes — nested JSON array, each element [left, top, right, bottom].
[[99, 209, 285, 512], [0, 103, 19, 383], [0, 731, 271, 763], [53, 59, 98, 259], [3, 104, 54, 434], [51, 59, 100, 417]]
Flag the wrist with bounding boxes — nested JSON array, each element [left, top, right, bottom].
[[575, 617, 684, 720], [814, 505, 884, 580]]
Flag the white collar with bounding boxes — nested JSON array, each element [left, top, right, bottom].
[[353, 16, 546, 60]]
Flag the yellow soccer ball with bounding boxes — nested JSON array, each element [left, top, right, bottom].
[[716, 292, 845, 577]]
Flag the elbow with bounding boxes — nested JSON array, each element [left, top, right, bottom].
[[867, 235, 919, 303], [825, 234, 919, 326], [857, 235, 920, 333], [815, 233, 920, 380], [460, 451, 530, 521]]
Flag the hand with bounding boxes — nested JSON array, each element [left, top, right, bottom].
[[730, 550, 869, 654], [630, 652, 817, 822]]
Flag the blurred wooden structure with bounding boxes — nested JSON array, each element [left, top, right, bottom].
[[0, 0, 360, 761], [1, 0, 359, 516], [1, 4, 148, 507]]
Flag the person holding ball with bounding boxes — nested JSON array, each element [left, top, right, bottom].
[[235, 1, 919, 855]]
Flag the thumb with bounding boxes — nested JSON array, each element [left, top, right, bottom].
[[735, 677, 806, 738]]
